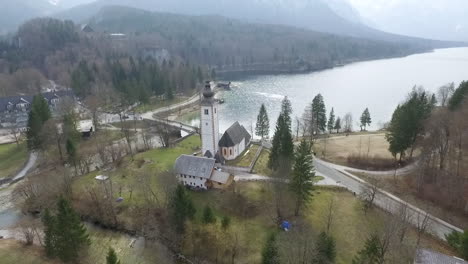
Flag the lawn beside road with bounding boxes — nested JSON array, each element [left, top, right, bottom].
[[0, 143, 28, 180], [313, 133, 396, 170]]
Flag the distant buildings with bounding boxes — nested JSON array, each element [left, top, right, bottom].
[[0, 91, 73, 130]]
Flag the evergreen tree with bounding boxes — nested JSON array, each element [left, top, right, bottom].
[[42, 197, 90, 262], [171, 185, 196, 233], [106, 247, 121, 264], [334, 117, 342, 133], [315, 232, 336, 264], [26, 110, 43, 150], [256, 104, 270, 140], [446, 230, 468, 259], [360, 108, 372, 131], [327, 108, 335, 133], [42, 208, 57, 257], [202, 205, 216, 224], [66, 138, 77, 171], [352, 235, 384, 264], [26, 95, 52, 150], [448, 81, 468, 111], [290, 140, 315, 216], [312, 94, 327, 133], [261, 233, 280, 264], [268, 113, 294, 171], [54, 197, 91, 262], [221, 216, 231, 230], [281, 96, 293, 128], [386, 88, 435, 160]]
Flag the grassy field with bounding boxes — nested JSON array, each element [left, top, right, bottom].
[[0, 226, 173, 264], [189, 183, 454, 263], [351, 170, 468, 230], [73, 135, 201, 209], [134, 97, 186, 113], [226, 144, 260, 167], [67, 135, 454, 263], [252, 148, 273, 176], [313, 133, 394, 167], [0, 143, 28, 179]]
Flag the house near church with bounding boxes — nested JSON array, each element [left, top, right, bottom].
[[219, 122, 251, 160], [174, 155, 231, 190]]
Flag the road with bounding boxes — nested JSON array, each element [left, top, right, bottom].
[[314, 158, 463, 240], [140, 94, 200, 120], [11, 152, 38, 182]]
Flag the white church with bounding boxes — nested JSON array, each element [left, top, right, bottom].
[[200, 81, 251, 162], [173, 82, 250, 190]]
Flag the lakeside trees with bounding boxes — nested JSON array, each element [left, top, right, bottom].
[[327, 108, 335, 133], [302, 93, 327, 141], [256, 104, 270, 140], [386, 87, 435, 161], [360, 108, 372, 131]]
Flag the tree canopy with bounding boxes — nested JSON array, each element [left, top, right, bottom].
[[386, 87, 435, 160]]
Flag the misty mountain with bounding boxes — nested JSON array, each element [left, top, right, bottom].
[[0, 0, 59, 34], [55, 0, 466, 48], [80, 5, 444, 72]]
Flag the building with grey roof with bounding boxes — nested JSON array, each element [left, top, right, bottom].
[[414, 248, 467, 264], [219, 121, 251, 161], [174, 154, 231, 190]]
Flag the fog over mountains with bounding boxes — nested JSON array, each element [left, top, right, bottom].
[[1, 0, 467, 43], [350, 0, 468, 41]]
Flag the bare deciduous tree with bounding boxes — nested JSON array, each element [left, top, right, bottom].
[[359, 177, 380, 213]]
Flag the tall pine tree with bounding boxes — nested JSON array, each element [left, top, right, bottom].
[[290, 140, 315, 216], [41, 197, 90, 262], [268, 113, 294, 171], [256, 104, 270, 140], [327, 108, 335, 133], [26, 95, 52, 150], [312, 94, 327, 133], [334, 117, 342, 133], [261, 233, 280, 264], [171, 185, 196, 233], [360, 108, 372, 131], [281, 96, 293, 128]]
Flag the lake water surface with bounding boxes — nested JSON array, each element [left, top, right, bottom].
[[205, 48, 468, 135]]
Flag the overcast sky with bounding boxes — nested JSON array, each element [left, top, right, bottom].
[[348, 0, 468, 41]]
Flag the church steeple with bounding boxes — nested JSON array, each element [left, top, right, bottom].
[[200, 81, 220, 159]]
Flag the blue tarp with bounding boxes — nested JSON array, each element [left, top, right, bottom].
[[281, 221, 290, 231]]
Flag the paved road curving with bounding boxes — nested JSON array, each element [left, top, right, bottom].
[[12, 152, 38, 182]]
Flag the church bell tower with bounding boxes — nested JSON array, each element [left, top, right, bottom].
[[201, 81, 220, 158]]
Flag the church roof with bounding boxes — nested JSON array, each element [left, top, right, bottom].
[[219, 122, 251, 148], [174, 155, 215, 179]]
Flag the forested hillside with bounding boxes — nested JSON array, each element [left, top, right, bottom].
[[87, 6, 441, 74], [0, 18, 209, 101]]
